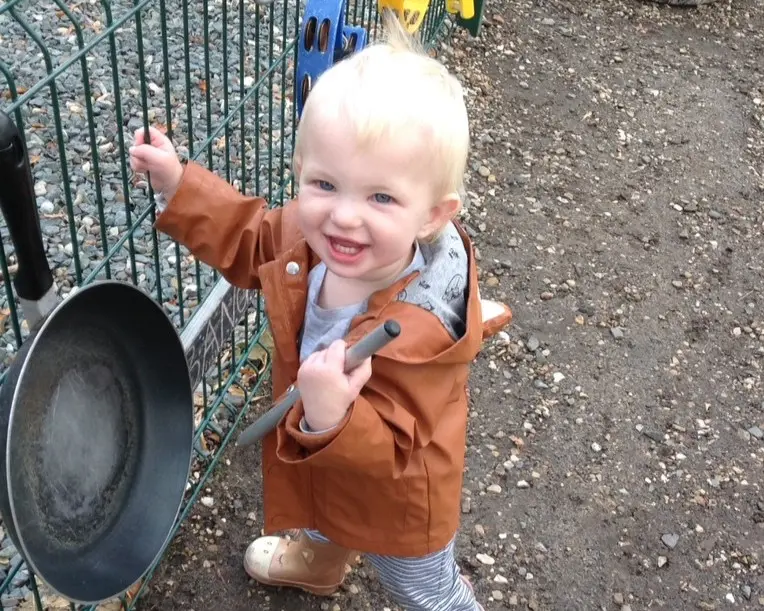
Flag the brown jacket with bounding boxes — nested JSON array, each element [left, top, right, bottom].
[[155, 162, 512, 556]]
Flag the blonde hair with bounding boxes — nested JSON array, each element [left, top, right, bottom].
[[293, 10, 470, 209]]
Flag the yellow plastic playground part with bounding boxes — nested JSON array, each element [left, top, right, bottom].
[[446, 0, 474, 19], [446, 0, 475, 19], [378, 0, 431, 34]]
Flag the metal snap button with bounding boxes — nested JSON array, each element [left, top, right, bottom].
[[286, 261, 300, 275]]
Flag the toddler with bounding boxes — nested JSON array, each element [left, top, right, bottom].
[[130, 12, 511, 610]]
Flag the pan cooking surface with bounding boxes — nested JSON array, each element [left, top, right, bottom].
[[41, 363, 130, 527], [11, 324, 141, 550]]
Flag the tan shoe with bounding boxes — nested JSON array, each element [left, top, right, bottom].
[[243, 530, 354, 596]]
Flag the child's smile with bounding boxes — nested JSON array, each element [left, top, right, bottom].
[[325, 234, 368, 264]]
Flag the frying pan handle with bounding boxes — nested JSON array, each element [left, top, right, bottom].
[[236, 319, 401, 447], [0, 111, 53, 302]]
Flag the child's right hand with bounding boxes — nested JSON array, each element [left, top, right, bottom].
[[129, 126, 184, 202]]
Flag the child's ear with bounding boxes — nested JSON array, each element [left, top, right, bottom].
[[417, 192, 461, 240]]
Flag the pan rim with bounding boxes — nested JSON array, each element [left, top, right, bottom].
[[5, 279, 194, 605]]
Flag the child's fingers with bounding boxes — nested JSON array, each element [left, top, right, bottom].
[[147, 125, 170, 147], [132, 126, 169, 148], [132, 128, 146, 146], [129, 156, 148, 173], [346, 356, 372, 393], [128, 144, 166, 167], [325, 340, 347, 369]]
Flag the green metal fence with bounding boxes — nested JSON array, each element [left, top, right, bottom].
[[0, 0, 456, 608]]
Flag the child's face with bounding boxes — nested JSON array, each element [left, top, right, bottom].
[[296, 116, 452, 286]]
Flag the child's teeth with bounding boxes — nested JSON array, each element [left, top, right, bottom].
[[332, 238, 361, 254]]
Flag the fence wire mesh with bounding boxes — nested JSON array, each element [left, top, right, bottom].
[[0, 0, 455, 608]]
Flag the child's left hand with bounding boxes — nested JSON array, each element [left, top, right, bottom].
[[297, 340, 372, 431]]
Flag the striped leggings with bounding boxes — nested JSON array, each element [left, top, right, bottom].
[[305, 530, 482, 611]]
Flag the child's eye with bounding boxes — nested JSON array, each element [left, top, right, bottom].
[[316, 180, 335, 191], [372, 193, 394, 204]]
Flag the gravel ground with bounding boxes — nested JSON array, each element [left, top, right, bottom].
[[3, 0, 764, 609]]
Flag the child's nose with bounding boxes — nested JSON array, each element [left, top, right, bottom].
[[330, 199, 362, 227]]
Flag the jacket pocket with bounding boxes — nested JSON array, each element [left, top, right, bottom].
[[322, 470, 409, 540]]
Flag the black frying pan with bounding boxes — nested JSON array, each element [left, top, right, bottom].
[[0, 111, 194, 604]]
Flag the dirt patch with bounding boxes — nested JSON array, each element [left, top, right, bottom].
[[137, 1, 764, 609]]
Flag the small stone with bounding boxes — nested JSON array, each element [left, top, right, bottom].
[[591, 442, 602, 452], [485, 276, 500, 287], [541, 17, 555, 25], [516, 480, 530, 489], [709, 210, 723, 220], [476, 553, 495, 565], [509, 593, 518, 606], [39, 199, 55, 214], [200, 496, 214, 507], [613, 593, 624, 605], [657, 556, 668, 568], [461, 497, 472, 514], [725, 593, 735, 604], [661, 533, 679, 549], [672, 280, 683, 289], [552, 372, 565, 384], [494, 574, 508, 584], [540, 291, 554, 301], [11, 569, 28, 588], [349, 584, 360, 594], [491, 590, 504, 601], [610, 327, 624, 339], [487, 484, 502, 494], [742, 585, 751, 600], [747, 426, 763, 440], [478, 166, 491, 177]]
